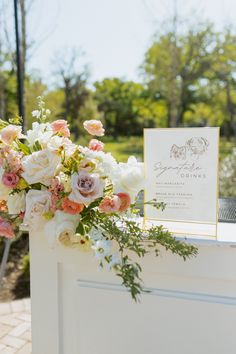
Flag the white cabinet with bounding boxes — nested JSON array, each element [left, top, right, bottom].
[[29, 224, 236, 354]]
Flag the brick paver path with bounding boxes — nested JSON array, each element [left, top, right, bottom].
[[0, 299, 31, 353]]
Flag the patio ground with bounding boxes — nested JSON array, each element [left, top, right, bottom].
[[0, 299, 31, 353]]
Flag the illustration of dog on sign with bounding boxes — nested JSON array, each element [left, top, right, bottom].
[[170, 137, 209, 161]]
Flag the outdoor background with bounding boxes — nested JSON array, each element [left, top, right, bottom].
[[0, 0, 236, 301]]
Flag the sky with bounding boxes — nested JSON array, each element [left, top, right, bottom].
[[5, 0, 236, 85]]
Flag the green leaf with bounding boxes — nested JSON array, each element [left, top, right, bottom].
[[15, 140, 31, 155], [0, 119, 9, 130], [8, 116, 23, 125], [32, 141, 42, 151], [76, 222, 85, 235]]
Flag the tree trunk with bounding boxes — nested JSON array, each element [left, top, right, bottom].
[[225, 80, 234, 140]]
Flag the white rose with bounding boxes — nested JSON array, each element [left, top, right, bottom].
[[7, 191, 26, 214], [44, 210, 80, 247], [26, 122, 53, 147], [23, 190, 51, 229], [113, 156, 144, 202], [22, 148, 61, 186], [82, 147, 117, 177], [0, 167, 10, 200]]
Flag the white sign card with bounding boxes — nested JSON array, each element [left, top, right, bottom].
[[144, 128, 219, 238]]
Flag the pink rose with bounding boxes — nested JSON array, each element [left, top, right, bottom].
[[1, 125, 23, 145], [116, 193, 131, 212], [88, 139, 104, 152], [2, 172, 19, 188], [99, 195, 121, 214], [83, 120, 105, 136], [0, 217, 15, 238], [51, 120, 70, 138], [69, 171, 104, 205]]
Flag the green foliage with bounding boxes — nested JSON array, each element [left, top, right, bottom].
[[78, 202, 197, 301], [220, 148, 236, 197], [94, 78, 158, 137], [22, 254, 30, 277], [93, 209, 197, 301]]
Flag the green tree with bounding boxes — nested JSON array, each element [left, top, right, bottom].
[[208, 29, 236, 139], [94, 78, 159, 137], [142, 23, 215, 127]]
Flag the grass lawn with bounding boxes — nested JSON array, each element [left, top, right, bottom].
[[104, 136, 143, 162], [102, 136, 235, 162]]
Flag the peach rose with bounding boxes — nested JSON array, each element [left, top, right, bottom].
[[116, 192, 131, 212], [51, 119, 70, 137], [0, 217, 14, 238], [0, 200, 7, 212], [99, 195, 121, 214], [88, 139, 104, 152], [1, 125, 24, 145], [62, 197, 84, 215], [83, 120, 105, 136]]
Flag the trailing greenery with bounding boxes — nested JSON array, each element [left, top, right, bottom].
[[77, 199, 198, 301]]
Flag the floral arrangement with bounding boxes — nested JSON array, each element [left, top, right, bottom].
[[0, 97, 197, 300]]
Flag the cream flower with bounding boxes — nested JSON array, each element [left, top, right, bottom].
[[112, 156, 144, 202], [7, 191, 26, 214], [57, 172, 71, 193], [23, 190, 51, 229], [69, 171, 104, 205], [47, 136, 76, 159], [22, 148, 61, 186], [26, 122, 53, 147], [81, 147, 117, 177], [44, 211, 80, 247]]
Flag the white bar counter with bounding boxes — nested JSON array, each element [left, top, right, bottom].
[[29, 222, 236, 354]]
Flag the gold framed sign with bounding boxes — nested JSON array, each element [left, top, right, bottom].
[[144, 128, 220, 238]]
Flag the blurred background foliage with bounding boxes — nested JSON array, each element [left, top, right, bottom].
[[0, 3, 235, 197]]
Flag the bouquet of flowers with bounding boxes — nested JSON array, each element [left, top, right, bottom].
[[0, 97, 197, 300]]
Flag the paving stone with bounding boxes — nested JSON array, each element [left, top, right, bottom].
[[0, 302, 11, 315], [0, 324, 13, 338], [0, 342, 7, 350], [10, 301, 25, 314], [22, 300, 31, 312], [0, 299, 32, 353], [0, 315, 21, 327], [15, 314, 31, 323], [20, 331, 31, 341], [1, 335, 26, 349], [1, 347, 17, 354], [9, 322, 31, 337], [16, 342, 32, 354]]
